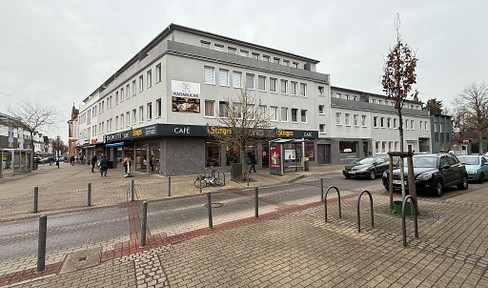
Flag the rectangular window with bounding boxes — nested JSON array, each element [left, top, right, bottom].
[[201, 41, 211, 49], [139, 106, 144, 122], [139, 75, 144, 92], [116, 92, 119, 104], [380, 117, 385, 128], [204, 66, 215, 84], [361, 115, 366, 127], [132, 110, 136, 124], [252, 53, 259, 59], [234, 103, 242, 119], [273, 57, 280, 64], [232, 71, 241, 88], [281, 107, 288, 122], [319, 105, 324, 114], [345, 113, 350, 126], [373, 116, 378, 128], [411, 120, 414, 130], [281, 79, 288, 94], [420, 121, 423, 130], [319, 124, 325, 133], [291, 81, 297, 95], [246, 73, 255, 89], [240, 50, 249, 57], [219, 101, 228, 117], [132, 80, 136, 96], [387, 118, 391, 128], [214, 44, 224, 51], [318, 86, 324, 95], [218, 69, 229, 86], [353, 114, 359, 126], [205, 100, 215, 117], [259, 105, 266, 117], [270, 106, 278, 121], [115, 116, 119, 130], [147, 70, 152, 88], [300, 83, 307, 96], [156, 98, 162, 117], [394, 118, 398, 129], [293, 62, 299, 68], [147, 102, 152, 120], [228, 47, 236, 54], [270, 78, 277, 92], [291, 108, 298, 122], [336, 112, 342, 125], [283, 60, 289, 66], [262, 55, 270, 62], [301, 110, 307, 123], [258, 75, 266, 91], [156, 64, 161, 83]]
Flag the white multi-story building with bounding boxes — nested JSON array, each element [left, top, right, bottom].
[[76, 24, 430, 175]]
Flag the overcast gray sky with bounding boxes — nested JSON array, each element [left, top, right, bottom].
[[1, 0, 486, 142]]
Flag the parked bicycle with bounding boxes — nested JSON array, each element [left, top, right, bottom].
[[194, 166, 225, 188]]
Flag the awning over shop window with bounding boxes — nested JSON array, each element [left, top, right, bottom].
[[105, 142, 124, 147]]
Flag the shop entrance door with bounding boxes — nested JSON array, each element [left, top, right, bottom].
[[261, 144, 269, 168], [317, 144, 331, 164]]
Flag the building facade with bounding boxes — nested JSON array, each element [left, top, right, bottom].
[[430, 114, 453, 153], [76, 24, 432, 176]]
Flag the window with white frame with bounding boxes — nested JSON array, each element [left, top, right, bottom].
[[318, 86, 324, 95], [293, 62, 299, 68], [116, 92, 119, 104], [214, 44, 224, 51], [115, 116, 119, 130], [232, 71, 242, 88], [300, 83, 307, 96], [156, 64, 161, 83], [204, 66, 215, 84], [240, 50, 249, 57], [394, 118, 398, 128], [336, 112, 342, 125], [382, 142, 387, 154], [291, 108, 298, 122], [301, 110, 307, 122], [281, 79, 287, 94], [139, 106, 144, 122], [132, 80, 136, 95], [405, 119, 409, 129], [411, 120, 414, 130], [375, 142, 380, 154], [291, 81, 297, 95], [270, 78, 277, 92], [319, 124, 325, 133], [262, 55, 270, 62], [205, 100, 215, 117], [139, 75, 144, 92], [156, 98, 161, 117], [147, 102, 152, 120], [283, 60, 289, 66], [270, 106, 278, 121], [233, 103, 242, 119], [373, 116, 378, 128], [219, 101, 228, 117], [228, 47, 236, 54], [318, 105, 324, 114], [147, 70, 152, 88], [353, 114, 359, 126], [380, 117, 385, 128], [120, 114, 124, 128], [218, 69, 229, 86], [126, 112, 130, 127], [281, 107, 288, 122], [273, 57, 280, 64], [245, 73, 255, 89], [420, 121, 423, 130], [259, 105, 266, 117], [345, 113, 350, 126], [252, 52, 259, 59], [132, 109, 136, 124], [258, 75, 266, 91], [201, 41, 210, 49]]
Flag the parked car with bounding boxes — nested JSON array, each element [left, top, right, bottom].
[[382, 153, 468, 196], [342, 157, 390, 180], [457, 155, 488, 183]]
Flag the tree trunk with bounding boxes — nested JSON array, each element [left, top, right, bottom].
[[479, 130, 483, 155], [399, 112, 406, 200], [240, 144, 247, 181]]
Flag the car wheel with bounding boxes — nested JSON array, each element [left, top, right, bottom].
[[369, 170, 376, 180], [457, 175, 468, 190], [433, 180, 443, 197], [479, 173, 485, 183]]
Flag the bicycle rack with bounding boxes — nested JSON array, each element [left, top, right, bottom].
[[324, 186, 342, 223], [402, 195, 419, 247], [357, 190, 374, 233]]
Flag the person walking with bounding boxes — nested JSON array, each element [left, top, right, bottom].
[[123, 156, 131, 174], [248, 151, 257, 173], [100, 155, 109, 177], [150, 155, 154, 171], [91, 154, 97, 173], [70, 155, 75, 166]]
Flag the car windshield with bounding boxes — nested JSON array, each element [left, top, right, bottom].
[[405, 156, 438, 168], [457, 156, 479, 165], [351, 158, 375, 165]]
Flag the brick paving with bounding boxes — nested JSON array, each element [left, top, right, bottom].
[[1, 163, 488, 287]]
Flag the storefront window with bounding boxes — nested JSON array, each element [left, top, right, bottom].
[[225, 145, 240, 166], [305, 142, 315, 161], [261, 144, 269, 168], [339, 141, 358, 159], [206, 141, 220, 167]]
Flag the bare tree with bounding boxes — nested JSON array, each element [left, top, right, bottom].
[[382, 13, 418, 207], [0, 100, 57, 168], [452, 82, 488, 154], [207, 89, 272, 180]]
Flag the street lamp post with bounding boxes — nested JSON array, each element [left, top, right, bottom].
[[56, 136, 60, 169]]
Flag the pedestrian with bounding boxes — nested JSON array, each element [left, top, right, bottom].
[[100, 155, 109, 177], [123, 156, 131, 174], [248, 151, 257, 173], [150, 155, 154, 171], [70, 155, 75, 166], [91, 154, 97, 173], [56, 157, 59, 169]]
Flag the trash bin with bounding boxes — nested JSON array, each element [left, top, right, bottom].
[[108, 161, 114, 169], [304, 160, 310, 171]]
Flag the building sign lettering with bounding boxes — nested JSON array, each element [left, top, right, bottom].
[[174, 127, 191, 135], [171, 80, 200, 98], [208, 126, 232, 135], [276, 129, 294, 137], [132, 129, 142, 137]]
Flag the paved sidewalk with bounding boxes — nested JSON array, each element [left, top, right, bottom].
[[0, 162, 343, 222], [6, 186, 488, 287]]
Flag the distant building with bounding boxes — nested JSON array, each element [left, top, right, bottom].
[[430, 115, 453, 153], [67, 105, 79, 159]]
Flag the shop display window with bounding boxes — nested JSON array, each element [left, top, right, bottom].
[[305, 142, 315, 161], [206, 141, 220, 167]]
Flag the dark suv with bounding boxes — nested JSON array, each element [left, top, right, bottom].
[[382, 153, 468, 196]]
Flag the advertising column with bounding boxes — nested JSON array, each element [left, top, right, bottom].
[[269, 143, 283, 175]]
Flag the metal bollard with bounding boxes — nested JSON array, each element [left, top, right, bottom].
[[199, 174, 202, 193], [37, 214, 47, 272], [168, 176, 171, 197], [247, 171, 250, 186], [87, 182, 92, 206], [131, 179, 135, 201], [254, 187, 259, 219], [320, 178, 324, 202], [33, 187, 38, 213], [207, 192, 213, 230], [140, 201, 148, 247]]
